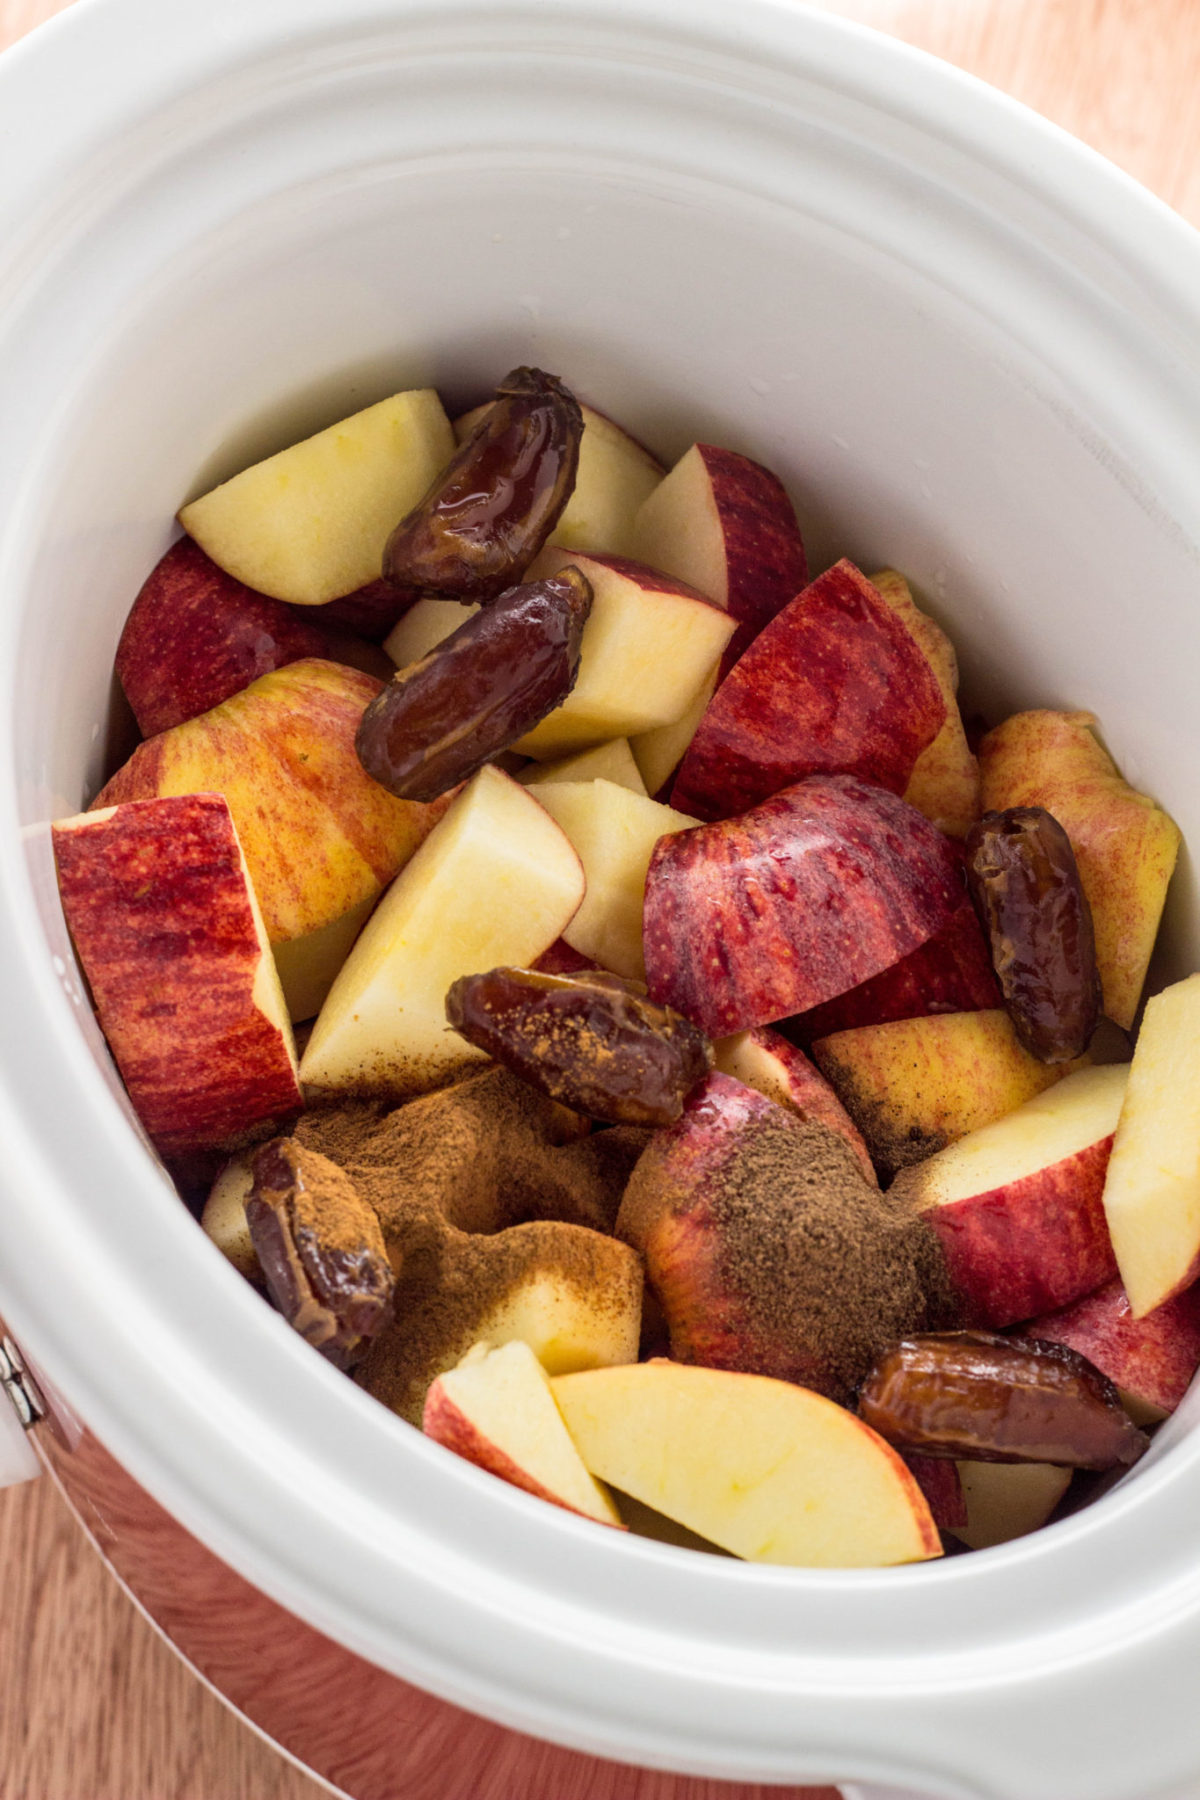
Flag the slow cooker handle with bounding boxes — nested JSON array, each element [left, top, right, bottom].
[[0, 1333, 44, 1488]]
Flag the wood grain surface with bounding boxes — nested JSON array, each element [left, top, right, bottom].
[[3, 0, 1200, 1796]]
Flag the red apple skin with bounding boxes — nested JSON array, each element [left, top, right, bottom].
[[786, 900, 1001, 1041], [715, 1026, 878, 1185], [532, 937, 602, 976], [903, 1454, 967, 1531], [1024, 1277, 1200, 1418], [421, 1381, 625, 1527], [694, 444, 808, 665], [52, 794, 302, 1159], [116, 539, 330, 737], [643, 773, 966, 1037], [301, 577, 415, 641], [670, 560, 947, 822]]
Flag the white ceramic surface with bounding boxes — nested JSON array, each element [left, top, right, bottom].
[[1, 3, 1200, 1797]]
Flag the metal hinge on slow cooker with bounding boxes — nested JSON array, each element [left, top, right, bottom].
[[0, 1335, 45, 1430]]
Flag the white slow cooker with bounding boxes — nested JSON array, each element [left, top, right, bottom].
[[2, 3, 1200, 1797]]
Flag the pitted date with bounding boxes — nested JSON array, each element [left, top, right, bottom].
[[355, 568, 592, 801], [445, 966, 713, 1126], [383, 367, 583, 604], [859, 1332, 1149, 1470], [246, 1138, 395, 1370], [965, 805, 1102, 1062]]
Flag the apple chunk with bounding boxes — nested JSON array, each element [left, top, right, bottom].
[[383, 597, 479, 670], [712, 1027, 876, 1185], [890, 1064, 1126, 1326], [299, 765, 585, 1098], [630, 661, 720, 799], [423, 1340, 623, 1527], [551, 1360, 941, 1567], [180, 388, 454, 605], [789, 900, 1000, 1041], [52, 794, 301, 1160], [949, 1462, 1073, 1551], [1025, 1277, 1200, 1424], [1101, 973, 1200, 1317], [520, 738, 647, 796]]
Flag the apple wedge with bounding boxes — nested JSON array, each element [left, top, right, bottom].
[[200, 1152, 259, 1280], [630, 661, 720, 799], [1025, 1276, 1200, 1424], [519, 738, 647, 796], [551, 1360, 941, 1567], [630, 443, 807, 666], [671, 560, 947, 822], [949, 1462, 1073, 1551], [52, 794, 301, 1160], [1100, 973, 1200, 1317], [889, 1064, 1126, 1326], [712, 1026, 876, 1184], [643, 774, 964, 1037], [979, 710, 1181, 1029], [383, 597, 479, 670], [180, 388, 454, 605], [299, 765, 585, 1098], [423, 1340, 624, 1527]]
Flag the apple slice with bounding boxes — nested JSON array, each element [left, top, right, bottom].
[[979, 710, 1181, 1029], [299, 765, 585, 1098], [889, 1064, 1126, 1326], [520, 738, 647, 796], [532, 778, 695, 980], [52, 794, 301, 1160], [455, 400, 663, 557], [712, 1026, 876, 1184], [180, 389, 454, 605], [811, 1010, 1083, 1183], [200, 1152, 259, 1280], [510, 549, 735, 758], [551, 1360, 941, 1567], [630, 661, 720, 799], [1024, 1276, 1200, 1425], [949, 1462, 1073, 1551], [671, 560, 947, 822], [904, 1454, 967, 1531], [643, 774, 965, 1037], [384, 596, 479, 670], [630, 443, 807, 666], [423, 1340, 624, 1527], [1100, 973, 1200, 1317]]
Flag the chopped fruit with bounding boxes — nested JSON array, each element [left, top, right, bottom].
[[1101, 973, 1200, 1317], [670, 560, 946, 822], [811, 1009, 1083, 1183], [904, 1453, 968, 1530], [355, 569, 593, 801], [979, 710, 1181, 1030], [383, 597, 479, 669], [644, 775, 965, 1038], [532, 779, 695, 980], [384, 368, 582, 604], [299, 766, 586, 1099], [247, 1139, 394, 1370], [859, 1332, 1148, 1470], [965, 807, 1101, 1062], [616, 1072, 951, 1404], [179, 389, 454, 605], [551, 1360, 942, 1567], [520, 737, 647, 796], [629, 443, 807, 667], [949, 1461, 1073, 1550], [611, 1492, 731, 1554], [887, 1064, 1124, 1326], [1023, 1277, 1200, 1425], [869, 570, 981, 838], [423, 1340, 624, 1527], [52, 795, 301, 1160], [711, 1027, 877, 1185], [116, 538, 330, 736], [455, 398, 663, 558], [512, 550, 736, 758], [445, 967, 712, 1127], [270, 892, 377, 1026], [93, 659, 445, 1021], [630, 661, 719, 798], [200, 1152, 258, 1280]]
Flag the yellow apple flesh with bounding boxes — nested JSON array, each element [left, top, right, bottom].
[[630, 661, 720, 798], [949, 1462, 1073, 1551], [520, 737, 647, 795], [384, 597, 480, 669]]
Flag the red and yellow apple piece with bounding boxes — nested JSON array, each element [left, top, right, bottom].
[[551, 1359, 941, 1566], [1024, 1276, 1200, 1425], [298, 765, 586, 1098], [643, 774, 965, 1037], [903, 1454, 967, 1531], [948, 1461, 1073, 1551], [670, 560, 947, 822], [712, 1026, 877, 1184], [889, 1064, 1126, 1326], [423, 1340, 624, 1527], [179, 388, 455, 605], [979, 709, 1181, 1030], [52, 794, 301, 1161]]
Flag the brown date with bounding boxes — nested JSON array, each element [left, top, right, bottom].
[[355, 567, 592, 801], [859, 1331, 1149, 1470], [382, 366, 583, 604], [965, 805, 1102, 1062], [445, 966, 713, 1127], [246, 1138, 395, 1371]]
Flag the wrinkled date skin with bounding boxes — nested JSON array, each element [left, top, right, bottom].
[[859, 1331, 1149, 1469], [445, 966, 714, 1127], [965, 805, 1102, 1062], [356, 567, 592, 801], [246, 1138, 395, 1371], [383, 367, 584, 604]]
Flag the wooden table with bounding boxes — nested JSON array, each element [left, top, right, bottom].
[[3, 0, 1200, 1794]]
